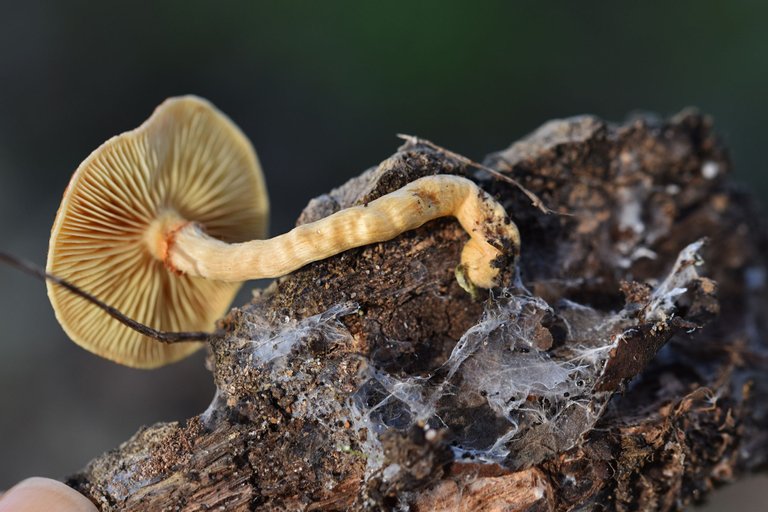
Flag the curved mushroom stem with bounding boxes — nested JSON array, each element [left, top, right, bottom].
[[159, 175, 520, 290]]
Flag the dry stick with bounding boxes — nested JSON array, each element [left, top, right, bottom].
[[0, 251, 213, 343], [396, 133, 561, 215]]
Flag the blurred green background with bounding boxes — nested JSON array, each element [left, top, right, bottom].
[[1, 1, 766, 508]]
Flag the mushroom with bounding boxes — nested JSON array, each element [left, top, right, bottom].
[[47, 95, 520, 369]]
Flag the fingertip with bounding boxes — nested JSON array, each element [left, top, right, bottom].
[[0, 477, 97, 512]]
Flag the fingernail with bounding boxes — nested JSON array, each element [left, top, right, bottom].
[[0, 477, 98, 512]]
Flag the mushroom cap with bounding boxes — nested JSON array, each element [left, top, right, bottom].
[[47, 96, 269, 368]]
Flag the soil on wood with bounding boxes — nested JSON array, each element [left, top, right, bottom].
[[68, 112, 768, 511]]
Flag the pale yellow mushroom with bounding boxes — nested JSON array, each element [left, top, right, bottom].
[[47, 95, 520, 369]]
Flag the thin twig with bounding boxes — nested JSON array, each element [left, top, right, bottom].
[[0, 251, 214, 343], [396, 133, 560, 215]]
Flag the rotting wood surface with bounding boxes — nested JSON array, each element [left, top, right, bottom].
[[68, 112, 768, 511]]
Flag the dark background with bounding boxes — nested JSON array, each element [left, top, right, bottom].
[[1, 2, 766, 508]]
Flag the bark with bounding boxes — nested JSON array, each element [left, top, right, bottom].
[[67, 111, 768, 511]]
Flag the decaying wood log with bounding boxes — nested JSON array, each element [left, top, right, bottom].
[[67, 111, 768, 511]]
